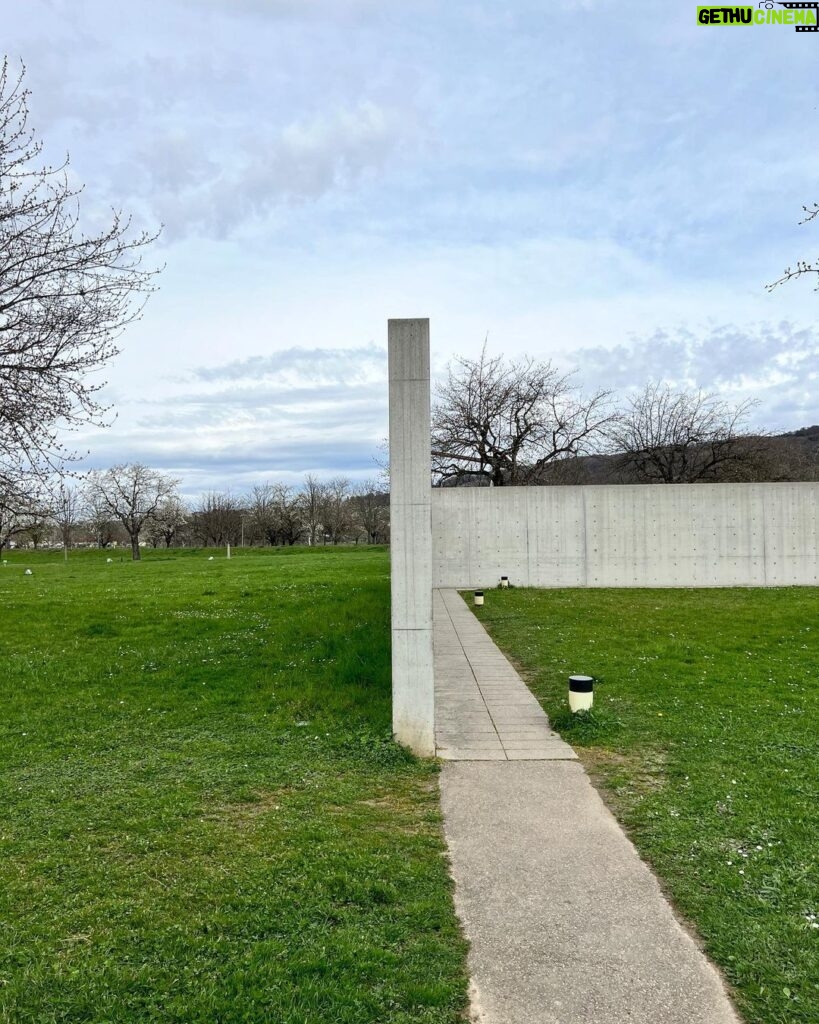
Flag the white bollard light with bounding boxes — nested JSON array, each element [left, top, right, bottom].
[[500, 576, 509, 588], [473, 590, 484, 607], [226, 544, 231, 560], [569, 675, 594, 713]]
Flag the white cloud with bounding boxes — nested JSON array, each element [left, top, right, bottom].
[[71, 344, 388, 493], [94, 94, 414, 239], [575, 321, 819, 430]]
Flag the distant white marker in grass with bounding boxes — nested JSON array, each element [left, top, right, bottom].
[[24, 568, 32, 575]]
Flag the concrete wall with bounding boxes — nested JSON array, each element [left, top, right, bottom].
[[432, 482, 819, 589], [389, 319, 435, 755]]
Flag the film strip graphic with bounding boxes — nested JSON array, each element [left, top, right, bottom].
[[777, 1, 819, 31]]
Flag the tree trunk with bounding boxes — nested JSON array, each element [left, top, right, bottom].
[[130, 534, 141, 561]]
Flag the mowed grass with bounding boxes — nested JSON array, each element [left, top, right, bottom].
[[472, 587, 819, 1024], [0, 547, 468, 1024]]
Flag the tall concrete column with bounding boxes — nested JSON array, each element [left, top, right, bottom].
[[388, 318, 434, 756]]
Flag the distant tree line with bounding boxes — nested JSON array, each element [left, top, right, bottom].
[[0, 470, 389, 559]]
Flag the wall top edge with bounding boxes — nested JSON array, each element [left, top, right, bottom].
[[431, 481, 819, 496]]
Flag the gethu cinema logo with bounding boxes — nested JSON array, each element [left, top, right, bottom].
[[697, 2, 818, 25]]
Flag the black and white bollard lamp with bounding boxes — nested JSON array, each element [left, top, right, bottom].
[[569, 675, 594, 713], [500, 576, 509, 588], [473, 590, 484, 607]]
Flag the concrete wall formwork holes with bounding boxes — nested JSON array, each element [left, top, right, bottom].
[[431, 482, 819, 589]]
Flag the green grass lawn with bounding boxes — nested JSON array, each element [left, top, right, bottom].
[[0, 547, 468, 1024], [471, 587, 819, 1024]]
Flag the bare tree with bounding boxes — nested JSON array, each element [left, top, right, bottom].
[[86, 464, 178, 560], [193, 490, 242, 548], [248, 484, 277, 546], [23, 506, 50, 548], [248, 483, 305, 546], [300, 474, 326, 546], [53, 480, 82, 552], [352, 481, 389, 544], [768, 202, 819, 291], [0, 59, 160, 491], [432, 346, 612, 486], [0, 508, 22, 555], [320, 476, 353, 544], [85, 486, 117, 548], [272, 483, 304, 546], [606, 382, 762, 484], [145, 494, 187, 548], [0, 478, 53, 552], [0, 484, 27, 556]]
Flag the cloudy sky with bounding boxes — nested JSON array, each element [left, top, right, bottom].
[[5, 0, 819, 495]]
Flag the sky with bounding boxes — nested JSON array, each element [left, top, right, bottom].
[[4, 0, 819, 497]]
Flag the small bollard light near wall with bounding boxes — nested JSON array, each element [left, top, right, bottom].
[[474, 591, 484, 607], [569, 675, 594, 713], [500, 576, 509, 588]]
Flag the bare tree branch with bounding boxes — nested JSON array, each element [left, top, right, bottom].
[[605, 382, 764, 483], [431, 344, 612, 486], [767, 202, 819, 291], [0, 58, 162, 490]]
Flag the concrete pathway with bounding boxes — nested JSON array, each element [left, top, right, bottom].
[[434, 589, 740, 1024], [434, 589, 576, 761]]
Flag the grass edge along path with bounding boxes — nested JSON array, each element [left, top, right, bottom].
[[0, 547, 469, 1024], [470, 586, 819, 1024]]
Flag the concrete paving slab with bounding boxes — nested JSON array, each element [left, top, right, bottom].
[[504, 748, 578, 761], [440, 762, 740, 1024], [437, 749, 508, 761], [433, 589, 575, 761], [501, 739, 572, 750], [497, 734, 562, 744], [437, 725, 496, 734], [494, 725, 555, 735]]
